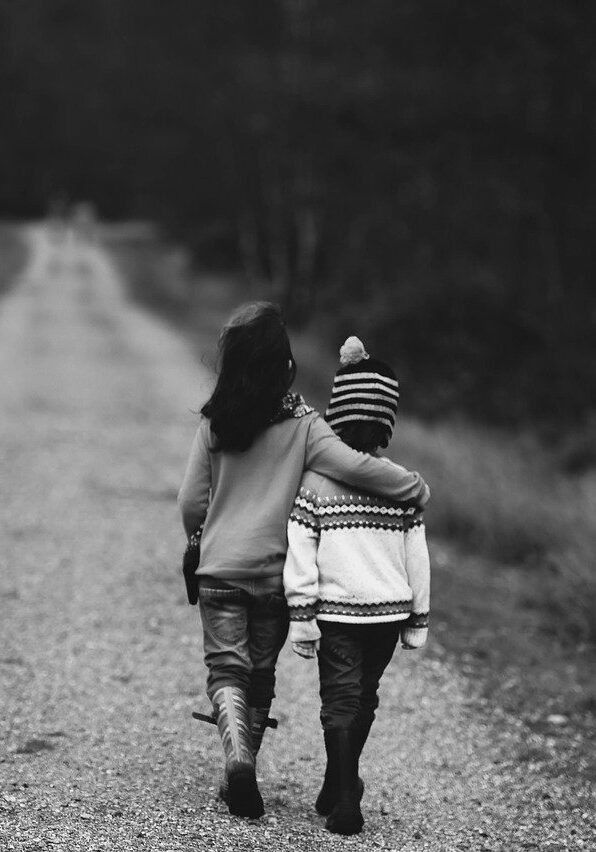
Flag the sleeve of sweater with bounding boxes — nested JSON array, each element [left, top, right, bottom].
[[177, 418, 212, 539], [401, 519, 431, 648], [283, 481, 322, 644], [305, 413, 430, 507]]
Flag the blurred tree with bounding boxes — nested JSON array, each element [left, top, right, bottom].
[[0, 0, 595, 428]]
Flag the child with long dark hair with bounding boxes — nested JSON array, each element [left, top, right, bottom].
[[178, 304, 429, 820], [283, 336, 431, 836]]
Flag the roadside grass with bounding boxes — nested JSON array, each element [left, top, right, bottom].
[[0, 222, 27, 297], [105, 226, 596, 719], [395, 418, 596, 639]]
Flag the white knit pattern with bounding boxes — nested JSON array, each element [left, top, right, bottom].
[[283, 470, 430, 644], [325, 368, 400, 432], [333, 372, 399, 388]]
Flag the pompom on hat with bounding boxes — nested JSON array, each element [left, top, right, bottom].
[[339, 336, 370, 366], [325, 336, 399, 436]]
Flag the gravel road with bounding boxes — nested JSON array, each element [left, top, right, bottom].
[[0, 226, 593, 851]]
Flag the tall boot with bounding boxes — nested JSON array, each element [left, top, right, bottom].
[[315, 722, 367, 816], [324, 728, 364, 835], [352, 717, 373, 760], [249, 706, 271, 757], [314, 734, 339, 816], [212, 687, 264, 818], [218, 705, 270, 804]]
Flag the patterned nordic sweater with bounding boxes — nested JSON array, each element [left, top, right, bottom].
[[283, 463, 430, 648]]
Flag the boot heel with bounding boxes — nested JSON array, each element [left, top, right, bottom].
[[316, 775, 364, 815], [320, 728, 364, 836], [326, 801, 364, 836], [227, 763, 264, 818], [212, 687, 265, 819]]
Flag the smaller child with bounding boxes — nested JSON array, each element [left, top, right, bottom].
[[283, 336, 430, 836]]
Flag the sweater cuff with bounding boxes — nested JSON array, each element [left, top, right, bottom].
[[401, 626, 428, 648], [289, 619, 321, 643], [401, 612, 429, 648], [288, 603, 317, 622]]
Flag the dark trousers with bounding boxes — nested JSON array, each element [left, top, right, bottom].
[[317, 620, 401, 731], [198, 575, 289, 707]]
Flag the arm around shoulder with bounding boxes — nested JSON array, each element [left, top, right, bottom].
[[305, 413, 430, 507]]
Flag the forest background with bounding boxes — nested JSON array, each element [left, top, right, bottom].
[[3, 1, 596, 429]]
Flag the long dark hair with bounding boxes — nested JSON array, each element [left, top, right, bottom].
[[201, 302, 297, 452]]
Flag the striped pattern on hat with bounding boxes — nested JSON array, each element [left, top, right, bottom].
[[325, 337, 399, 434]]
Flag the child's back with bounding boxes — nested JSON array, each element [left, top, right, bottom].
[[285, 466, 429, 642], [282, 335, 431, 837]]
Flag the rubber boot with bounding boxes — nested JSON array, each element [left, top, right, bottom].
[[353, 717, 373, 760], [314, 737, 339, 816], [249, 706, 270, 756], [218, 705, 270, 806], [324, 729, 364, 836], [212, 687, 264, 818], [315, 721, 369, 816]]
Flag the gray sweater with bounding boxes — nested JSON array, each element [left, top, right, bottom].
[[178, 408, 429, 581]]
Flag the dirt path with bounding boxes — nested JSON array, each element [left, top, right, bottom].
[[0, 227, 592, 851]]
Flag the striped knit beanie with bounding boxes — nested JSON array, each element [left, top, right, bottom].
[[324, 336, 399, 435]]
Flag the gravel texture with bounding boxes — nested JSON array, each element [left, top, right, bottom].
[[0, 227, 594, 851]]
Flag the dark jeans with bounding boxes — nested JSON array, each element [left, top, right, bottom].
[[198, 574, 289, 708], [318, 620, 401, 731]]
